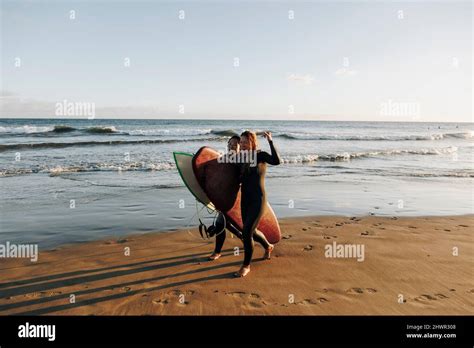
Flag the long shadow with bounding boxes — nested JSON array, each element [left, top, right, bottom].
[[0, 250, 235, 299], [0, 241, 213, 272], [0, 248, 232, 290], [9, 260, 244, 315]]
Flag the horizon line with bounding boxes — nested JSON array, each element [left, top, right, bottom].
[[0, 117, 472, 124]]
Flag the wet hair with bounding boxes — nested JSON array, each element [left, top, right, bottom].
[[240, 130, 258, 150], [228, 135, 240, 143]]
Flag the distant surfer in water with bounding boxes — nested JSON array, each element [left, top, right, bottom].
[[208, 135, 278, 262], [235, 130, 281, 277]]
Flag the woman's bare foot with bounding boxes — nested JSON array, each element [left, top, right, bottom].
[[208, 252, 221, 261], [264, 244, 274, 260], [234, 265, 250, 277]]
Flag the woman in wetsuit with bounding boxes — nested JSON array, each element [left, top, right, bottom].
[[235, 130, 281, 277], [209, 135, 278, 261], [208, 136, 242, 260]]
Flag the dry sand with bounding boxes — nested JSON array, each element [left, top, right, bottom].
[[0, 215, 472, 315]]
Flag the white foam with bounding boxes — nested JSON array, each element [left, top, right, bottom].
[[0, 125, 54, 134], [281, 146, 459, 163], [128, 128, 212, 136]]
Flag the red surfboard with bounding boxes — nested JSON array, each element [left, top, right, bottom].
[[192, 146, 281, 244]]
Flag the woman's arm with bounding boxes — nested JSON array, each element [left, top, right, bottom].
[[225, 221, 243, 240], [260, 131, 281, 165]]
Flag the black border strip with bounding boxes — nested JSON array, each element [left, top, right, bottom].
[[0, 315, 472, 346]]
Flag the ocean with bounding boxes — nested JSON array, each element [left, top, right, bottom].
[[1, 118, 472, 248]]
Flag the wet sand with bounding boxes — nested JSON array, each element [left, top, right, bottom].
[[0, 215, 472, 315]]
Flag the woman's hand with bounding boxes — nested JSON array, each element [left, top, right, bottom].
[[263, 131, 273, 142]]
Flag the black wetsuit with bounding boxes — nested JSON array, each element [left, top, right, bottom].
[[213, 213, 241, 254], [240, 140, 281, 266], [213, 213, 274, 254]]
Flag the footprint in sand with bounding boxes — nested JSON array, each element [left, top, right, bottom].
[[282, 235, 292, 240], [414, 293, 448, 302], [296, 297, 329, 305], [24, 291, 62, 298], [361, 230, 375, 236], [152, 289, 195, 306], [323, 235, 337, 240], [226, 291, 261, 299], [458, 225, 469, 228], [152, 298, 170, 305], [302, 227, 310, 231], [303, 244, 314, 251], [346, 288, 377, 295], [247, 302, 265, 308], [225, 291, 269, 308]]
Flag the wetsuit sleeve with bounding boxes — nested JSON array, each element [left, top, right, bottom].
[[259, 140, 281, 165], [225, 221, 243, 239]]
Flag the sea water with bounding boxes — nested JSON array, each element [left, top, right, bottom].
[[0, 118, 472, 248]]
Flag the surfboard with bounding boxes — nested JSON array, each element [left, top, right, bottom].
[[173, 152, 215, 210], [191, 146, 281, 244]]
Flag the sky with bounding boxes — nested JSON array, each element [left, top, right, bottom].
[[1, 0, 472, 121]]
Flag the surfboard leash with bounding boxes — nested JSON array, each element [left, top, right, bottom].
[[195, 200, 226, 240], [183, 200, 226, 241]]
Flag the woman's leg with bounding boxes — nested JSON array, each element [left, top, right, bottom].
[[214, 229, 226, 254], [243, 200, 271, 249], [253, 229, 271, 249], [242, 202, 264, 266], [210, 214, 226, 260]]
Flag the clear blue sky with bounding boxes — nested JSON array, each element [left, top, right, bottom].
[[1, 0, 472, 121]]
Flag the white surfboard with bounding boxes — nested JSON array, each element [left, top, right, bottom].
[[173, 151, 215, 210]]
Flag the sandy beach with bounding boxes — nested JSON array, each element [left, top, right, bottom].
[[0, 214, 472, 316]]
